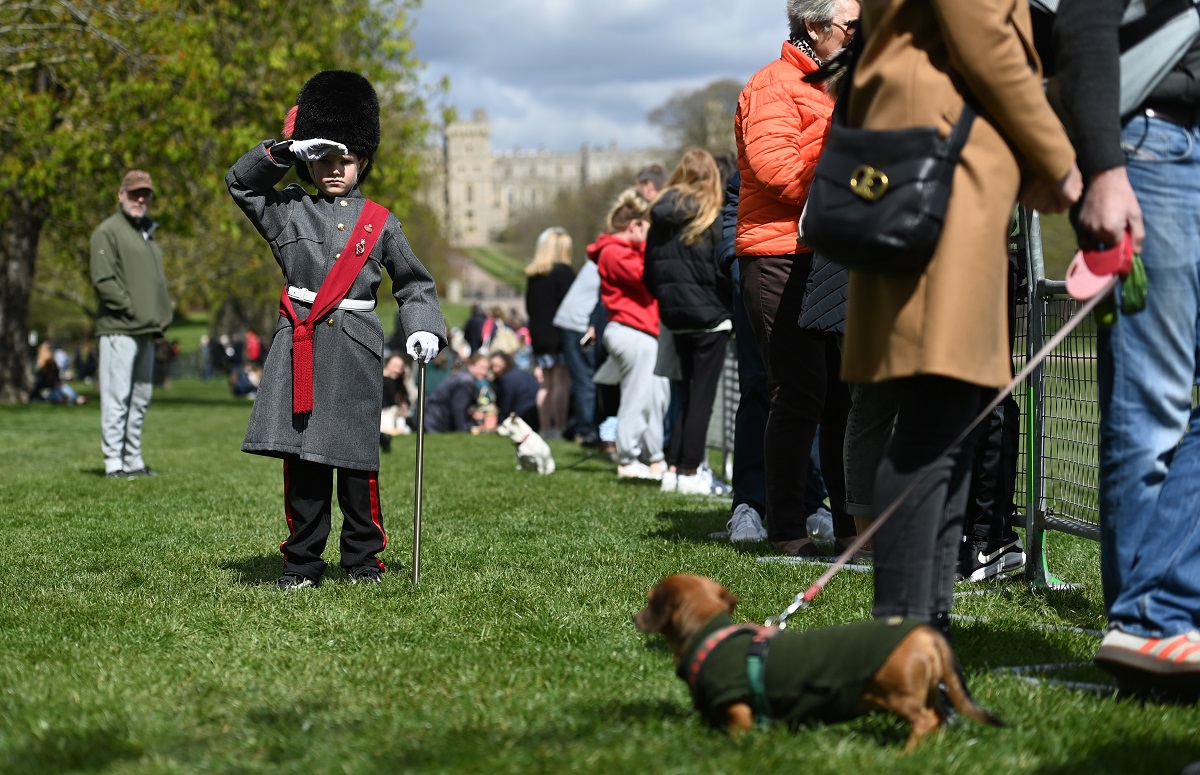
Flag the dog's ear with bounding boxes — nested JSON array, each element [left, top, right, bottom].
[[721, 586, 739, 614], [637, 583, 673, 633]]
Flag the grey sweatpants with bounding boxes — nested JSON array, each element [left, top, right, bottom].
[[99, 333, 156, 474], [602, 321, 669, 466]]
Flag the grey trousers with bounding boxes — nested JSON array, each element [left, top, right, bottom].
[[99, 333, 156, 474], [602, 321, 668, 466]]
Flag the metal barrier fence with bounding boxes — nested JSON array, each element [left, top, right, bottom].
[[707, 209, 1105, 584], [1020, 210, 1103, 584]]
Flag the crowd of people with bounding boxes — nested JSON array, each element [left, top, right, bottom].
[[62, 0, 1199, 701]]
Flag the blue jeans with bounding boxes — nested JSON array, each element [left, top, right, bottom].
[[1099, 113, 1200, 637], [558, 326, 596, 441], [731, 258, 767, 513]]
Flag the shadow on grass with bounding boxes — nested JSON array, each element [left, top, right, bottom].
[[647, 508, 730, 544], [1, 723, 143, 775], [367, 699, 697, 770], [221, 554, 281, 585], [1028, 583, 1103, 623], [1037, 739, 1199, 774]]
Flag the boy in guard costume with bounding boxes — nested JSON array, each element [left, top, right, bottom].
[[226, 70, 446, 589]]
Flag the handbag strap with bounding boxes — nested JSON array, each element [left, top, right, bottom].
[[814, 31, 977, 157]]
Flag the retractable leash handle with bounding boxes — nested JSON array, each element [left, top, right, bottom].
[[765, 276, 1118, 628], [412, 344, 428, 584]]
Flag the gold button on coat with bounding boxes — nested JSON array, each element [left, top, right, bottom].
[[338, 223, 345, 231], [327, 318, 335, 327]]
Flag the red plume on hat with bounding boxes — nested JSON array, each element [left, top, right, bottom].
[[282, 105, 299, 140], [284, 70, 380, 185]]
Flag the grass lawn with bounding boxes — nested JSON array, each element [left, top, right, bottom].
[[464, 246, 527, 291], [1, 378, 1196, 774]]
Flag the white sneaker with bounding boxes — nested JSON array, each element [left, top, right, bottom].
[[727, 504, 768, 542], [697, 462, 733, 496], [660, 471, 679, 492], [806, 507, 834, 541], [675, 471, 713, 495], [617, 461, 662, 481]]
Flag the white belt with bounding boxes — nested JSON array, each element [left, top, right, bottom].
[[287, 285, 376, 311]]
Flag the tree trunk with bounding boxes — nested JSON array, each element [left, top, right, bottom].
[[0, 193, 46, 404]]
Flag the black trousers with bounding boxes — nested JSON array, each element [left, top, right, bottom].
[[667, 330, 730, 471], [872, 376, 989, 620], [741, 254, 853, 542], [281, 455, 387, 580], [965, 393, 1020, 541]]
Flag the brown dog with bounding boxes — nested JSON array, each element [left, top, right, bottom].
[[634, 573, 1004, 749]]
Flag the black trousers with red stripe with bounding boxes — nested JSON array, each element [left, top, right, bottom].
[[282, 455, 387, 580]]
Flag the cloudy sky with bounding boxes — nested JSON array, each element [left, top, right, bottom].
[[409, 1, 786, 152]]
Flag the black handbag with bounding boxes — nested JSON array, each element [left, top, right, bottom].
[[799, 101, 975, 275]]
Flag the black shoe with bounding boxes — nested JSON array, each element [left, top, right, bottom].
[[957, 533, 1025, 582], [125, 467, 158, 478], [347, 566, 383, 584], [106, 470, 131, 479], [276, 573, 318, 590]]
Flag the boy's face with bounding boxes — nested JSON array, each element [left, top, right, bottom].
[[310, 151, 364, 197]]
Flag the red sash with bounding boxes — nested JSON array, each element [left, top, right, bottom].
[[279, 199, 390, 414]]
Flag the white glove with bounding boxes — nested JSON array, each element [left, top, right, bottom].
[[406, 332, 440, 363], [289, 138, 348, 162]]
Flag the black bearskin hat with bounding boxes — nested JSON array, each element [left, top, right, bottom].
[[282, 70, 380, 185]]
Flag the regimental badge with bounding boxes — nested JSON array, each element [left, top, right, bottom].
[[365, 224, 373, 233], [355, 238, 366, 256]]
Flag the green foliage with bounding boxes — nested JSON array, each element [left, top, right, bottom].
[[1, 380, 1197, 773], [501, 172, 642, 270], [648, 78, 743, 157], [1, 0, 445, 387]]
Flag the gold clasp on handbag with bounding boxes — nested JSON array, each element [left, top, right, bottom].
[[849, 165, 888, 200]]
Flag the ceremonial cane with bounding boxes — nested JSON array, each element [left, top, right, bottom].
[[412, 346, 428, 584]]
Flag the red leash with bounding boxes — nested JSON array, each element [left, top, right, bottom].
[[766, 277, 1118, 628]]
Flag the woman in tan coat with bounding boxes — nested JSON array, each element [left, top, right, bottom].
[[840, 0, 1081, 632]]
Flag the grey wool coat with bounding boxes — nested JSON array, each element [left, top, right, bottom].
[[227, 141, 446, 470]]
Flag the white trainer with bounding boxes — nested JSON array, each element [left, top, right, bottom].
[[675, 471, 713, 495]]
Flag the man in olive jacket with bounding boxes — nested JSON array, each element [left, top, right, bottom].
[[90, 169, 172, 479]]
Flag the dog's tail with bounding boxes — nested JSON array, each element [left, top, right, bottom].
[[934, 633, 1007, 729]]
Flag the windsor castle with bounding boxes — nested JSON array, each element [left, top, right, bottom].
[[422, 110, 663, 247]]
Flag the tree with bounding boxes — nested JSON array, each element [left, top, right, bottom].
[[647, 79, 742, 157], [0, 0, 437, 402]]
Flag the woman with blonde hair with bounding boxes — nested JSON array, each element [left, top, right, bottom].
[[644, 148, 731, 495], [524, 226, 576, 437]]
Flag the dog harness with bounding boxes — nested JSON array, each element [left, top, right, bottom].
[[677, 613, 926, 731], [683, 622, 781, 728], [278, 199, 389, 413]]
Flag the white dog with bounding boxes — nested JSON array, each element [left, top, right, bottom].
[[496, 413, 555, 474]]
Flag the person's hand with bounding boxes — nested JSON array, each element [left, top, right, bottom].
[[289, 138, 349, 162], [406, 331, 439, 363], [580, 326, 596, 347], [1078, 166, 1145, 254], [1018, 163, 1082, 215]]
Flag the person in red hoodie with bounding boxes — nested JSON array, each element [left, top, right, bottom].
[[590, 188, 669, 481]]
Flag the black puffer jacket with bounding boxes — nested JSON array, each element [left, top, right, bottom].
[[797, 255, 848, 334], [644, 190, 732, 331]]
